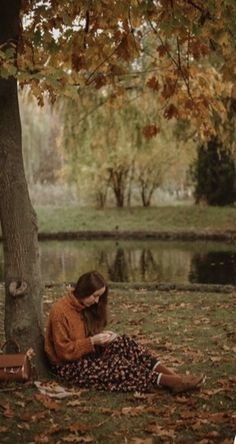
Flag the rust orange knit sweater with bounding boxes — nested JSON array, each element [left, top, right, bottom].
[[44, 288, 94, 364]]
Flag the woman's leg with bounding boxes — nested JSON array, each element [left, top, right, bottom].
[[52, 336, 204, 394], [52, 354, 204, 394], [53, 353, 160, 392], [153, 362, 177, 376]]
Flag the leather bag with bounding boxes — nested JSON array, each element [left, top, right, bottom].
[[0, 340, 32, 382]]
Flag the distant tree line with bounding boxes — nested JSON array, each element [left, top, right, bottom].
[[20, 90, 235, 208]]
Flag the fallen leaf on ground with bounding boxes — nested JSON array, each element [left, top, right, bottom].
[[1, 402, 14, 418], [0, 426, 7, 433], [210, 356, 222, 363], [62, 434, 94, 443], [35, 393, 61, 411], [45, 424, 61, 435], [201, 388, 225, 396], [131, 438, 154, 444], [99, 407, 113, 415], [202, 412, 230, 424], [15, 401, 25, 408], [145, 423, 176, 439], [217, 378, 231, 389], [17, 423, 30, 430], [205, 431, 220, 438], [121, 406, 145, 416], [34, 434, 49, 443], [68, 423, 90, 433], [20, 411, 47, 422], [67, 399, 81, 407], [180, 410, 196, 419]]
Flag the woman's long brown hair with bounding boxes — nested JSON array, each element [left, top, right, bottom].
[[73, 271, 108, 336]]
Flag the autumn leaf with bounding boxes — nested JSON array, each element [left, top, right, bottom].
[[156, 44, 169, 57], [67, 399, 82, 407], [94, 74, 107, 89], [34, 393, 62, 411], [201, 388, 225, 396], [20, 410, 47, 422], [17, 423, 30, 431], [203, 412, 230, 424], [164, 104, 179, 120], [143, 124, 160, 139], [146, 76, 159, 91], [34, 434, 49, 444], [121, 405, 145, 416], [68, 423, 90, 433], [180, 410, 196, 419], [110, 63, 127, 76], [71, 54, 86, 72], [145, 423, 176, 439], [0, 426, 8, 433], [117, 33, 138, 61], [162, 79, 177, 99], [99, 407, 113, 414], [62, 435, 94, 443], [1, 402, 14, 418], [209, 356, 221, 363], [131, 438, 154, 444]]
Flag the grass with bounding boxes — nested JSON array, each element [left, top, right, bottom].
[[35, 205, 235, 233], [0, 286, 235, 443]]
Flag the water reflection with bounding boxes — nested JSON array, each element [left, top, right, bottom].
[[190, 251, 236, 285], [0, 240, 235, 285]]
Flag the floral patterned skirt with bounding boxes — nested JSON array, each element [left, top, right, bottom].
[[51, 335, 160, 392]]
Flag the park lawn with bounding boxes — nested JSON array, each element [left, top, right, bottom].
[[35, 205, 235, 234], [0, 287, 235, 443]]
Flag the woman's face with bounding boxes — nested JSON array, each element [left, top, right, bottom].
[[81, 286, 106, 307]]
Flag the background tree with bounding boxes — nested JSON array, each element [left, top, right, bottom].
[[191, 92, 236, 206], [192, 137, 236, 206], [0, 1, 45, 372], [20, 93, 64, 184]]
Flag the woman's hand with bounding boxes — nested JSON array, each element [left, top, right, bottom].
[[91, 331, 117, 346]]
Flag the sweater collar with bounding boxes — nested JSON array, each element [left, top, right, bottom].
[[65, 287, 85, 312]]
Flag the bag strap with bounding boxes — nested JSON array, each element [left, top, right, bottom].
[[1, 339, 21, 353]]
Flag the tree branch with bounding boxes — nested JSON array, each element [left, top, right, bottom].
[[186, 0, 204, 13]]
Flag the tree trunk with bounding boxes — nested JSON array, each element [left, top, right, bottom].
[[0, 0, 46, 375]]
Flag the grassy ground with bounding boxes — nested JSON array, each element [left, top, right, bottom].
[[0, 286, 235, 443], [35, 205, 235, 233]]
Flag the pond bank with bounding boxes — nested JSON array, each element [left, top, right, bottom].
[[41, 282, 236, 293], [1, 229, 235, 242], [34, 229, 236, 242]]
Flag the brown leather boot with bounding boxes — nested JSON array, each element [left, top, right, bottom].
[[171, 374, 205, 394]]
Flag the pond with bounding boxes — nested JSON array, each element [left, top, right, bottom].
[[0, 240, 235, 285]]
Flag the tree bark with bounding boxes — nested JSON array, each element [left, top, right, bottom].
[[0, 0, 46, 375]]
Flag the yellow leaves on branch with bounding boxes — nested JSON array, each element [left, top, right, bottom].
[[164, 104, 179, 120], [8, 0, 234, 138], [116, 33, 140, 61], [189, 39, 210, 60]]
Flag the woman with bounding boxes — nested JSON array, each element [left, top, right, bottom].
[[45, 270, 204, 394]]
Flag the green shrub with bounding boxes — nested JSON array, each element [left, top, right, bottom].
[[192, 137, 236, 206]]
